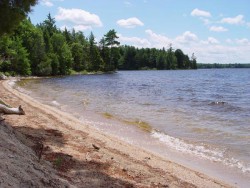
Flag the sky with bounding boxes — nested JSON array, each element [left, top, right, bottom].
[[28, 0, 250, 64]]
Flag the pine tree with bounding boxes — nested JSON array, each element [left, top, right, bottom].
[[0, 0, 38, 36], [104, 29, 120, 71]]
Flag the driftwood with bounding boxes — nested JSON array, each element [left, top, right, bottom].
[[0, 104, 25, 121]]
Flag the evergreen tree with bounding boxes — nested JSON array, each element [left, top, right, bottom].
[[10, 37, 31, 75], [71, 42, 84, 71], [104, 29, 120, 71], [14, 19, 46, 75], [48, 53, 59, 75], [51, 33, 72, 75], [88, 32, 103, 71], [38, 13, 58, 53], [175, 49, 185, 69], [0, 0, 38, 36], [166, 44, 177, 69], [156, 52, 166, 70], [0, 35, 14, 73], [191, 53, 197, 69], [99, 37, 110, 71], [63, 27, 72, 44]]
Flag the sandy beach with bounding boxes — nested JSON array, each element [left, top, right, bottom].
[[0, 79, 232, 188]]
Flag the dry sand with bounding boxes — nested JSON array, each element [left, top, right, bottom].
[[0, 79, 233, 188]]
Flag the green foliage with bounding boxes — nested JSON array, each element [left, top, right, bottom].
[[36, 59, 52, 76], [50, 32, 72, 75], [88, 32, 103, 71], [71, 42, 85, 71], [11, 37, 31, 75], [198, 63, 250, 69], [0, 0, 38, 36], [103, 29, 120, 71], [15, 19, 47, 74], [0, 13, 196, 76], [104, 29, 120, 47], [48, 53, 59, 76], [54, 157, 63, 168]]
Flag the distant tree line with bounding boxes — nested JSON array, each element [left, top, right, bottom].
[[198, 63, 250, 69], [0, 14, 197, 76], [118, 45, 197, 70]]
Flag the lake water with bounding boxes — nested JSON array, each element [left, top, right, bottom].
[[17, 69, 250, 186]]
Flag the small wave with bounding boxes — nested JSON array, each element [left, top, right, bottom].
[[151, 131, 250, 173], [51, 100, 60, 106]]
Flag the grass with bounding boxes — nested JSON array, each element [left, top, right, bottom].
[[54, 157, 63, 168]]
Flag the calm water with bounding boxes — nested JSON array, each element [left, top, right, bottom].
[[17, 69, 250, 186]]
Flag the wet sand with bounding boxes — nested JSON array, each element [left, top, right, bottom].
[[0, 79, 232, 187]]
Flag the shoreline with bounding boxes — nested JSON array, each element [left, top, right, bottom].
[[0, 79, 232, 187]]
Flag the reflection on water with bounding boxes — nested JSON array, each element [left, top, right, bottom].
[[17, 69, 250, 180]]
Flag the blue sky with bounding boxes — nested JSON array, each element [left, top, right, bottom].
[[29, 0, 250, 63]]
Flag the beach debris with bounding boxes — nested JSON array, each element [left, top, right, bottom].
[[0, 104, 25, 115], [92, 144, 100, 151]]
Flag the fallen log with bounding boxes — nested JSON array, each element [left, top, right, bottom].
[[0, 104, 25, 121], [0, 104, 25, 115]]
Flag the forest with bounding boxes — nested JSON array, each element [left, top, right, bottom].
[[0, 14, 197, 76], [198, 63, 250, 69]]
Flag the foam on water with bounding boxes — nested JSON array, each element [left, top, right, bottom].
[[51, 100, 60, 106], [151, 130, 250, 174]]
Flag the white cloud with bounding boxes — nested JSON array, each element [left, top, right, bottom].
[[41, 0, 53, 7], [118, 34, 151, 48], [191, 8, 211, 17], [145, 30, 172, 47], [124, 1, 132, 7], [207, 37, 220, 44], [200, 18, 211, 25], [235, 38, 250, 45], [117, 17, 144, 28], [73, 25, 92, 31], [40, 0, 64, 7], [175, 31, 198, 44], [118, 30, 250, 63], [55, 7, 102, 31], [209, 26, 228, 32], [201, 37, 220, 45], [221, 15, 245, 25], [60, 25, 92, 32]]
